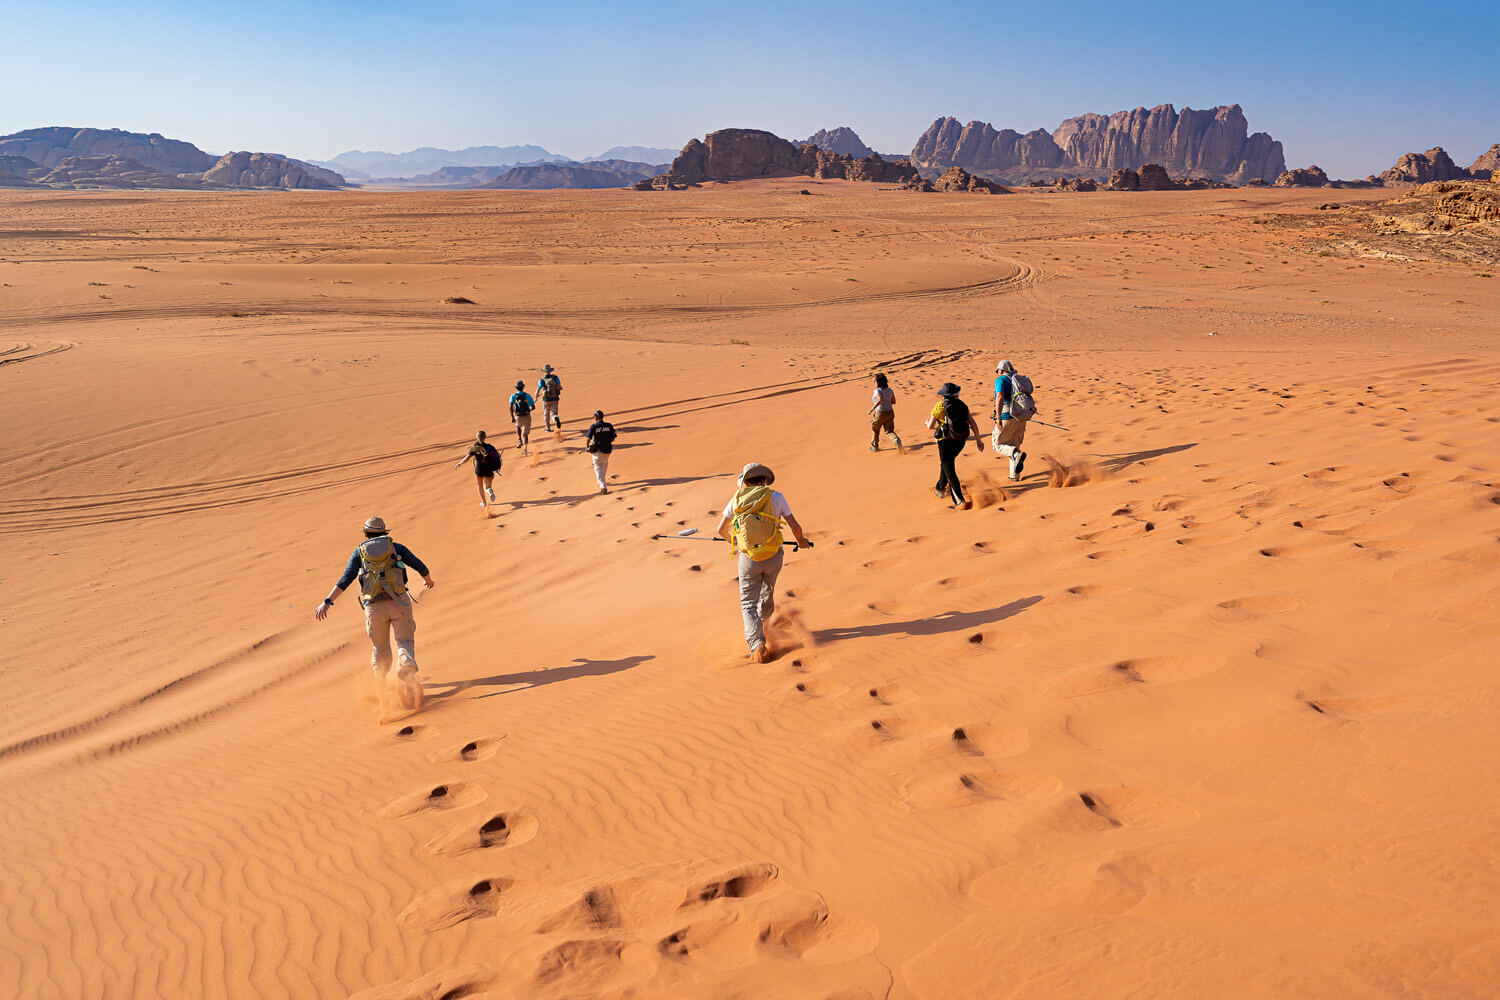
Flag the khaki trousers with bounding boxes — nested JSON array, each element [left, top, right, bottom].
[[364, 596, 417, 679], [590, 451, 610, 490], [992, 418, 1027, 458], [737, 548, 784, 651], [514, 413, 532, 448], [542, 399, 560, 430], [870, 411, 895, 448]]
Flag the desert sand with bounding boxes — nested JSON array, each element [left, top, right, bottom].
[[2, 179, 1498, 999]]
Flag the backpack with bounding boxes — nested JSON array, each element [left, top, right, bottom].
[[940, 396, 971, 441], [730, 486, 784, 562], [541, 374, 561, 402], [481, 442, 501, 469], [357, 536, 407, 602], [1008, 373, 1037, 421], [512, 393, 532, 416]]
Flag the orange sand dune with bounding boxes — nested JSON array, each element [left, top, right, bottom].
[[2, 180, 1498, 999]]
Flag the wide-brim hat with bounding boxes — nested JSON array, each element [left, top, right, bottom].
[[543, 364, 555, 372], [739, 461, 775, 485], [363, 515, 388, 533], [938, 382, 962, 397], [996, 359, 1016, 374]]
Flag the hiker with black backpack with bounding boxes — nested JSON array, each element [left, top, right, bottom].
[[509, 380, 535, 455], [715, 462, 812, 663], [584, 409, 618, 494], [454, 430, 502, 508], [536, 364, 563, 432], [926, 382, 984, 509], [992, 360, 1034, 482], [314, 516, 434, 712]]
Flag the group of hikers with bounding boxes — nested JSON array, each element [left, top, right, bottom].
[[317, 357, 1040, 703]]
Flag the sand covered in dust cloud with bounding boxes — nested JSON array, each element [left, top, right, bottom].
[[2, 180, 1498, 998]]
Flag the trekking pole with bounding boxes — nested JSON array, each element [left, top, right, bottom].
[[1030, 419, 1071, 432]]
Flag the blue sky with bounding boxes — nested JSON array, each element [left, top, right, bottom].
[[1, 0, 1496, 177]]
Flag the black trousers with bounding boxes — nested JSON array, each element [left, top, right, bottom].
[[935, 438, 967, 504]]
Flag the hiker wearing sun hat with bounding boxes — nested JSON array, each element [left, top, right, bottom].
[[536, 364, 564, 432], [715, 462, 812, 662], [925, 382, 984, 509], [314, 516, 435, 711], [509, 380, 535, 454], [992, 359, 1035, 481]]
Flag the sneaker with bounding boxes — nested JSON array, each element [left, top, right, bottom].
[[1015, 451, 1027, 479], [599, 487, 607, 495], [752, 644, 772, 663], [957, 500, 973, 510], [479, 500, 488, 508], [869, 445, 878, 452], [933, 488, 947, 500], [486, 487, 496, 501]]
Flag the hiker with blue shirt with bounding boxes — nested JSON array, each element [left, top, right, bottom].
[[991, 359, 1034, 481], [536, 364, 564, 432], [509, 380, 535, 455], [314, 516, 434, 711]]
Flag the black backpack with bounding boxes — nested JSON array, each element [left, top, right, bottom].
[[512, 392, 532, 416], [482, 442, 501, 468], [940, 397, 970, 441]]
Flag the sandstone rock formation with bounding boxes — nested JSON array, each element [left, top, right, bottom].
[[1468, 143, 1500, 180], [641, 129, 923, 190], [1275, 166, 1330, 188], [1378, 148, 1468, 186], [1139, 164, 1176, 190], [202, 152, 344, 190], [911, 104, 1284, 185], [931, 166, 1008, 193], [1053, 177, 1098, 192], [800, 127, 876, 158], [0, 154, 44, 187], [1108, 168, 1140, 191], [483, 159, 662, 189], [0, 127, 215, 175], [34, 154, 201, 189]]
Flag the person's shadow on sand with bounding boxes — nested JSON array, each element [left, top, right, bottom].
[[427, 655, 652, 701], [813, 595, 1042, 643]]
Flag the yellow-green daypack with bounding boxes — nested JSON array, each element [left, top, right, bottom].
[[731, 486, 784, 562], [357, 536, 408, 602]]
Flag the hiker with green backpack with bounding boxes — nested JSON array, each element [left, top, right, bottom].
[[926, 382, 984, 509], [715, 462, 812, 662], [509, 380, 535, 455], [992, 359, 1034, 482], [314, 516, 435, 711], [536, 364, 564, 432]]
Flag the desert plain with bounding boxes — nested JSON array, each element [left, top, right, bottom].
[[2, 179, 1498, 998]]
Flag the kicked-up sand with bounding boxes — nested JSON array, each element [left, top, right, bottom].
[[1, 179, 1498, 998]]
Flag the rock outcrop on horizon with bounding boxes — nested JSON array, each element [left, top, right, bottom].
[[931, 166, 1008, 193], [800, 127, 875, 158], [1466, 143, 1499, 180], [0, 127, 215, 175], [1379, 147, 1468, 186], [911, 104, 1285, 185], [1275, 165, 1331, 188], [483, 159, 664, 190], [202, 151, 345, 190], [35, 155, 202, 189], [637, 129, 923, 190]]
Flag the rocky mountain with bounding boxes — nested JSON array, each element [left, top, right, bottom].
[[202, 151, 344, 190], [929, 166, 1007, 193], [1471, 144, 1500, 180], [1378, 147, 1469, 185], [482, 159, 665, 190], [320, 145, 561, 180], [911, 104, 1285, 185], [801, 127, 875, 158], [0, 127, 215, 175], [585, 146, 677, 164], [638, 129, 923, 191], [1275, 165, 1331, 188]]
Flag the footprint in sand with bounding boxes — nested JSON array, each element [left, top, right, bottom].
[[1064, 583, 1128, 598], [397, 876, 517, 930], [787, 678, 848, 699], [903, 768, 1063, 810], [348, 965, 494, 1000], [393, 723, 431, 741], [1213, 594, 1308, 618], [426, 736, 504, 764], [948, 722, 1030, 758], [425, 810, 539, 856], [866, 684, 916, 706], [377, 781, 487, 819]]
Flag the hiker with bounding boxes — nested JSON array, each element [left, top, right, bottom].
[[509, 380, 535, 454], [314, 516, 434, 710], [584, 409, 617, 494], [536, 364, 563, 432], [992, 359, 1034, 481], [715, 462, 812, 663], [868, 373, 901, 452], [454, 430, 501, 508], [925, 382, 984, 509]]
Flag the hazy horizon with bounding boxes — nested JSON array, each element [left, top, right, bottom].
[[3, 0, 1497, 179]]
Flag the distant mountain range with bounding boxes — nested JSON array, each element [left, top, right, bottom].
[[316, 144, 679, 182], [482, 159, 667, 190]]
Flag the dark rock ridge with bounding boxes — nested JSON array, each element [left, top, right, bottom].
[[482, 159, 665, 190], [911, 104, 1285, 185], [202, 151, 344, 190], [637, 129, 923, 190], [800, 127, 874, 158], [1275, 165, 1330, 188], [1379, 147, 1468, 186], [930, 166, 1008, 193], [0, 127, 350, 190]]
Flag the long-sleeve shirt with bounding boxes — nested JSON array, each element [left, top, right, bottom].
[[333, 540, 429, 592]]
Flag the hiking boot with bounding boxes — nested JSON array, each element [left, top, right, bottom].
[[1015, 451, 1027, 479], [869, 445, 878, 452], [957, 499, 973, 510], [752, 644, 772, 663], [933, 488, 946, 500]]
